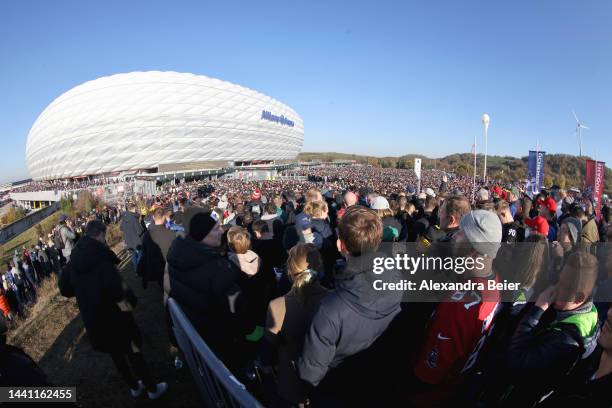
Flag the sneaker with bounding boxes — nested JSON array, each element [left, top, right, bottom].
[[174, 356, 183, 370], [130, 380, 145, 398], [147, 382, 168, 400]]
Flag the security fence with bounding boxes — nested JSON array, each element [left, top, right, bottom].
[[167, 298, 264, 408]]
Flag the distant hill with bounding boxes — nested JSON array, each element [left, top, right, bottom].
[[298, 152, 612, 193]]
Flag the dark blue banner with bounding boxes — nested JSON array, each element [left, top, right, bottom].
[[527, 150, 545, 195]]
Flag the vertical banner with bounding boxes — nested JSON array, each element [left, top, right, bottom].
[[585, 160, 606, 221], [527, 150, 545, 195], [414, 158, 422, 193]]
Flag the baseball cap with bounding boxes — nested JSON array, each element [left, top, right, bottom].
[[424, 188, 436, 197], [58, 214, 68, 222], [525, 215, 549, 237], [540, 196, 557, 214]]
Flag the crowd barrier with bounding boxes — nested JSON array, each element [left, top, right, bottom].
[[167, 298, 264, 408]]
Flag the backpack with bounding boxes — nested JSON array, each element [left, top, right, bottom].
[[53, 227, 65, 250], [58, 263, 75, 298]]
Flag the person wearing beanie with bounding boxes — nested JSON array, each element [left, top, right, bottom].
[[412, 210, 501, 403], [247, 188, 264, 221], [559, 217, 583, 251], [476, 188, 490, 203], [165, 211, 242, 367], [371, 196, 402, 242]]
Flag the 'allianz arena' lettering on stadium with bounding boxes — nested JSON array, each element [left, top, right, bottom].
[[25, 71, 304, 180]]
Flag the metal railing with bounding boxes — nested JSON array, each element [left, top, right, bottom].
[[167, 298, 264, 408]]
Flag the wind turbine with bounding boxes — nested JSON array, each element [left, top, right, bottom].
[[572, 110, 589, 157]]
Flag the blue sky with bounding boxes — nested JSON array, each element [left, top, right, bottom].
[[1, 0, 611, 183]]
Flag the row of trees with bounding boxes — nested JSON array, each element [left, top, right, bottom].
[[299, 152, 612, 192]]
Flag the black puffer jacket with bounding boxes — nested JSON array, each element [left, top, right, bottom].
[[504, 302, 600, 406], [166, 236, 242, 358], [62, 236, 141, 353], [298, 253, 402, 386]]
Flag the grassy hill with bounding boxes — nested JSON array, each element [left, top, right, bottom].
[[298, 152, 612, 193]]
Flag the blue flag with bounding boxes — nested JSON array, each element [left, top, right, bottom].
[[527, 150, 545, 195]]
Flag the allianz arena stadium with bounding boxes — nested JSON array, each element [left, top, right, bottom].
[[25, 71, 304, 180]]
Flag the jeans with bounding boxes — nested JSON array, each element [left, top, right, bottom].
[[131, 249, 142, 273]]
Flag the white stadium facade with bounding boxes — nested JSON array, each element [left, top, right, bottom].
[[25, 71, 304, 180]]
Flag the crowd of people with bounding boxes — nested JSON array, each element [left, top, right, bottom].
[[1, 165, 611, 406], [0, 207, 118, 322], [9, 177, 125, 193]]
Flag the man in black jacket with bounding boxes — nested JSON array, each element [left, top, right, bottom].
[[298, 207, 402, 390], [120, 202, 145, 272], [137, 207, 175, 287], [60, 220, 167, 400], [166, 211, 242, 366], [504, 251, 600, 406]]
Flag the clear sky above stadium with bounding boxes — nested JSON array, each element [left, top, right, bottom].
[[1, 0, 611, 183]]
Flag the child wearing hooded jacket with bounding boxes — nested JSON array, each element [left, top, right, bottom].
[[227, 226, 270, 344]]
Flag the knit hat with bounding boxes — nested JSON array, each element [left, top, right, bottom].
[[561, 217, 582, 244], [188, 211, 218, 241], [183, 206, 209, 237], [370, 196, 390, 210], [524, 215, 549, 237], [251, 189, 262, 201], [460, 210, 502, 258], [406, 186, 416, 195]]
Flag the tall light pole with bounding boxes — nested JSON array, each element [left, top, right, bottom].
[[472, 134, 477, 203], [482, 113, 490, 183]]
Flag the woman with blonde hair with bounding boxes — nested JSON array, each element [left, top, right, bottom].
[[261, 243, 329, 406]]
